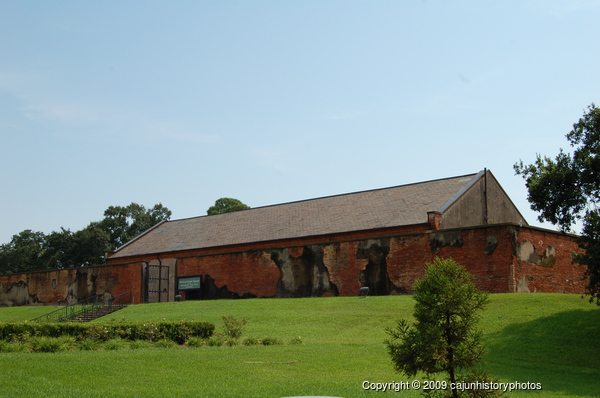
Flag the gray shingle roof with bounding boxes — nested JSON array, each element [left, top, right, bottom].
[[108, 172, 480, 259]]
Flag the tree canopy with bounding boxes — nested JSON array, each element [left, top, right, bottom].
[[0, 202, 171, 275], [206, 198, 250, 215], [100, 203, 172, 249], [386, 257, 491, 398], [514, 103, 600, 304]]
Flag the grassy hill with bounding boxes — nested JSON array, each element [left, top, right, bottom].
[[0, 293, 598, 397]]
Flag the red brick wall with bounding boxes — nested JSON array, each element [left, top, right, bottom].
[[426, 227, 515, 293], [178, 251, 280, 298], [170, 224, 586, 298], [322, 241, 367, 296], [1, 224, 587, 305], [0, 262, 144, 306], [511, 227, 585, 294], [387, 234, 434, 292]]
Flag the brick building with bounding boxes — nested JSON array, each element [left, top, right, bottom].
[[0, 170, 586, 306]]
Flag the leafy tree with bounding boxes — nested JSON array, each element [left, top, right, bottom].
[[207, 198, 250, 215], [514, 103, 600, 304], [0, 203, 171, 274], [0, 230, 47, 274], [385, 258, 491, 398], [41, 228, 77, 269], [99, 202, 172, 249], [66, 223, 111, 266]]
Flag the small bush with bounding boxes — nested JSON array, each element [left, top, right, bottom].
[[288, 336, 304, 345], [260, 337, 283, 346], [242, 336, 260, 346], [155, 339, 176, 348], [221, 315, 247, 339], [103, 338, 127, 351], [0, 340, 24, 352], [129, 339, 151, 349], [187, 337, 206, 347], [29, 336, 75, 353], [78, 339, 100, 351], [206, 335, 226, 347]]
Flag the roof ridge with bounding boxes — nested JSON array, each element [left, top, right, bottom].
[[108, 170, 487, 259], [171, 171, 480, 224], [437, 170, 485, 213]]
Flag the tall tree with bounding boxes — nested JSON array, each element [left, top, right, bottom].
[[207, 198, 250, 215], [41, 228, 77, 269], [0, 202, 171, 274], [385, 258, 490, 398], [99, 203, 172, 249], [0, 230, 47, 274], [70, 223, 111, 266], [514, 103, 600, 304]]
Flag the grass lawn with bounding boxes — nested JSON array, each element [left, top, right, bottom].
[[0, 293, 598, 397]]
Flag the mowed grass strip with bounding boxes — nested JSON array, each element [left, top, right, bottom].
[[0, 305, 54, 322], [0, 294, 598, 398]]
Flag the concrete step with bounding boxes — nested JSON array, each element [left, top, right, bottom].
[[77, 305, 127, 322]]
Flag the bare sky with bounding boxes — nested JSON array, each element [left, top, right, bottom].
[[1, 1, 599, 243]]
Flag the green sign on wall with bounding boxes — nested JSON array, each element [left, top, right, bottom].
[[178, 276, 201, 291]]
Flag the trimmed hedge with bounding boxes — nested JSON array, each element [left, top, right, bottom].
[[0, 321, 214, 345]]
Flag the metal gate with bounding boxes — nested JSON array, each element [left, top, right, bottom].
[[145, 264, 170, 303]]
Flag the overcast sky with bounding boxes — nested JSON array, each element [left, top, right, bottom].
[[1, 1, 599, 243]]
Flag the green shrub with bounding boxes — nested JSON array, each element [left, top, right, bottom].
[[186, 336, 206, 347], [0, 340, 24, 352], [288, 336, 304, 345], [78, 339, 100, 351], [155, 339, 177, 348], [242, 336, 260, 346], [129, 339, 151, 349], [103, 338, 127, 351], [260, 337, 282, 346], [221, 315, 247, 339], [0, 320, 214, 344], [29, 336, 75, 353], [206, 335, 226, 347]]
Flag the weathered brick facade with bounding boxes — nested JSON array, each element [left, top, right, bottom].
[[0, 171, 588, 306], [0, 224, 585, 306], [167, 224, 585, 300], [0, 262, 143, 306]]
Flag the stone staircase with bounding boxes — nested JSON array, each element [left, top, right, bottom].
[[30, 291, 133, 323], [77, 304, 127, 322]]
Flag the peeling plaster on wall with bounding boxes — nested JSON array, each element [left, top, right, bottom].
[[322, 244, 343, 292], [1, 223, 585, 304], [484, 235, 498, 255], [358, 238, 392, 295], [430, 230, 463, 255], [516, 240, 557, 268], [516, 275, 532, 293], [66, 268, 98, 304], [322, 241, 369, 296], [0, 281, 39, 307], [270, 245, 338, 298]]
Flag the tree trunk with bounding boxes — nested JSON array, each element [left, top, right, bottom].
[[446, 311, 459, 398]]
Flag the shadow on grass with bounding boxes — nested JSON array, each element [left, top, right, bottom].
[[485, 308, 600, 396]]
